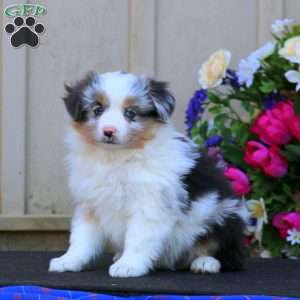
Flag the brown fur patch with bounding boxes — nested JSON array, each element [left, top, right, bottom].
[[175, 238, 219, 270], [123, 96, 138, 110], [128, 120, 161, 149], [72, 122, 96, 146], [194, 238, 219, 257], [95, 92, 109, 108]]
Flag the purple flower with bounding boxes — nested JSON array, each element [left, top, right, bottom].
[[263, 93, 286, 110], [223, 69, 240, 90], [205, 135, 223, 148], [185, 89, 207, 134]]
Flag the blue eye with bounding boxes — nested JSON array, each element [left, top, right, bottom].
[[125, 108, 137, 121], [93, 105, 104, 117]]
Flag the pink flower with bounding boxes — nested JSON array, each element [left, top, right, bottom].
[[244, 141, 269, 168], [274, 101, 300, 140], [261, 145, 288, 178], [224, 167, 251, 197], [244, 142, 288, 178], [272, 212, 300, 239], [288, 115, 300, 140], [251, 110, 292, 145], [271, 100, 295, 122]]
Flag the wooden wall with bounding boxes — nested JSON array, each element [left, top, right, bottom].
[[1, 0, 300, 249]]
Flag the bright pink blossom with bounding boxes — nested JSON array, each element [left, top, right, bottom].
[[288, 115, 300, 140], [275, 101, 300, 140], [224, 167, 251, 197], [244, 142, 288, 178], [244, 141, 269, 168], [272, 212, 300, 239], [261, 145, 288, 178], [251, 110, 292, 145], [257, 100, 300, 141], [271, 100, 295, 122]]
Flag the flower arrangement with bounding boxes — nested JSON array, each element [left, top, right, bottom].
[[186, 19, 300, 258]]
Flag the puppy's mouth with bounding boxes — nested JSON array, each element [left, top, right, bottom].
[[103, 136, 118, 145]]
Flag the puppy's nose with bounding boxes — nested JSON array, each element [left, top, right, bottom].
[[103, 126, 116, 138]]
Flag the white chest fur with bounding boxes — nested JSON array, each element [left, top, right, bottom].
[[65, 125, 195, 252]]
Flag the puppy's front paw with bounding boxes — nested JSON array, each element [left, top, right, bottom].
[[49, 254, 85, 272], [190, 256, 221, 274], [109, 258, 149, 278]]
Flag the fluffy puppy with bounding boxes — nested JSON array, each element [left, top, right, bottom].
[[49, 71, 248, 277]]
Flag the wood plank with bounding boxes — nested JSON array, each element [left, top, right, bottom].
[[284, 0, 300, 23], [256, 0, 284, 45], [128, 0, 156, 76], [1, 0, 27, 214], [0, 215, 70, 231], [25, 0, 129, 215]]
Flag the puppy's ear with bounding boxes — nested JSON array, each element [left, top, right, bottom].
[[63, 72, 95, 122], [147, 79, 175, 122]]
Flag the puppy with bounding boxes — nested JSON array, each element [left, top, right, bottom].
[[49, 71, 248, 277]]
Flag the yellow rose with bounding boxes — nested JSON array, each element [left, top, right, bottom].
[[279, 36, 300, 64], [198, 49, 231, 89]]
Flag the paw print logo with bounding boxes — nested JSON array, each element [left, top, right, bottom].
[[5, 16, 44, 48]]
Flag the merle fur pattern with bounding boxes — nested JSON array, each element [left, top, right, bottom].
[[181, 148, 246, 271]]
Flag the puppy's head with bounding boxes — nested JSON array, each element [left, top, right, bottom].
[[63, 71, 175, 148]]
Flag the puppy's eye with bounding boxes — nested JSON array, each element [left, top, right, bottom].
[[124, 108, 137, 121], [93, 105, 104, 117]]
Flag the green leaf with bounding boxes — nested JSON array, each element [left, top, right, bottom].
[[222, 128, 232, 143], [285, 144, 300, 158], [207, 91, 221, 103], [259, 81, 276, 94], [208, 105, 222, 114], [197, 120, 208, 139], [262, 224, 286, 257], [222, 144, 248, 169], [282, 183, 293, 198], [291, 24, 300, 36], [294, 97, 300, 116], [214, 113, 228, 128]]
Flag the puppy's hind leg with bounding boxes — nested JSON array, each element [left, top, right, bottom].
[[190, 238, 221, 274], [190, 214, 246, 274], [49, 207, 103, 272]]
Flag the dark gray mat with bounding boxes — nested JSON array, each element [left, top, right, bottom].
[[0, 252, 299, 297]]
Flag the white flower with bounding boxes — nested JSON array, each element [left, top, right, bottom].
[[237, 42, 275, 88], [246, 198, 268, 244], [285, 70, 300, 91], [237, 57, 260, 87], [249, 42, 276, 61], [279, 36, 300, 64], [271, 18, 293, 37], [198, 49, 231, 89], [287, 228, 300, 245]]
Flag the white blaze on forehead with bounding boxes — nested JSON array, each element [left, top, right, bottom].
[[83, 71, 152, 112], [95, 71, 145, 106]]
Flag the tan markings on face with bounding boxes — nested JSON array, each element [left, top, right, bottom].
[[96, 92, 109, 108], [123, 96, 137, 110], [128, 120, 162, 149], [72, 122, 96, 146]]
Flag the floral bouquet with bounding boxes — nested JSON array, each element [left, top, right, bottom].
[[186, 19, 300, 258]]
